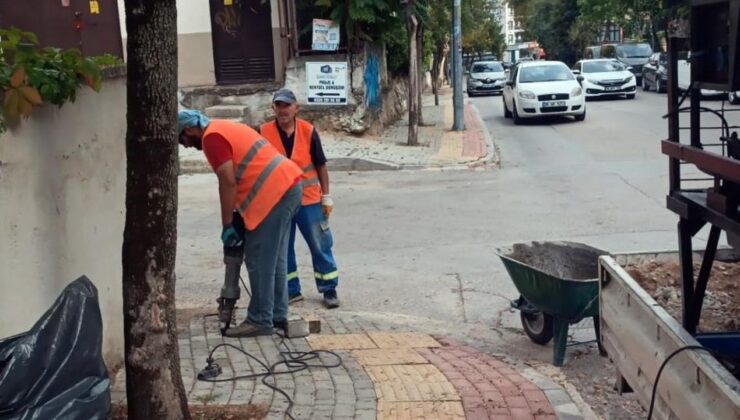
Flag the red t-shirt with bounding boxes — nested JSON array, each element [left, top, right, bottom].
[[202, 133, 233, 170]]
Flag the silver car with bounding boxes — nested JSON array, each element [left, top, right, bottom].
[[467, 61, 506, 97]]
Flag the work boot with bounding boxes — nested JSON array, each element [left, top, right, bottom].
[[217, 297, 236, 325], [224, 320, 273, 337], [323, 290, 340, 309], [288, 293, 304, 304], [273, 319, 287, 331]]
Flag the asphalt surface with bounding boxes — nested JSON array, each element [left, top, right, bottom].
[[176, 89, 739, 417]]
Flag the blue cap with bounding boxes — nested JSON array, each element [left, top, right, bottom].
[[272, 88, 297, 104]]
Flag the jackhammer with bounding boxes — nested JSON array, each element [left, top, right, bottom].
[[216, 212, 246, 335]]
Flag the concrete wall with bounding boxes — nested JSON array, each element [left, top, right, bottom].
[[0, 77, 126, 367], [117, 0, 284, 87]]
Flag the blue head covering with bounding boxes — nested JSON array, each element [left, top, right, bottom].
[[177, 109, 210, 135]]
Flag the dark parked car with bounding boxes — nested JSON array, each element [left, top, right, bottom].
[[601, 42, 653, 84], [642, 52, 668, 92]]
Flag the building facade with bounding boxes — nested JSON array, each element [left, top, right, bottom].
[[494, 1, 526, 47]]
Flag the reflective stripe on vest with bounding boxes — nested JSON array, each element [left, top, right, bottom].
[[235, 139, 267, 182], [204, 120, 302, 230], [237, 155, 286, 213], [301, 163, 320, 187], [260, 119, 322, 205]]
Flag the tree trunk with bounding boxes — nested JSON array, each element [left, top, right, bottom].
[[431, 43, 443, 107], [122, 1, 190, 419], [416, 23, 425, 126], [406, 3, 419, 146]]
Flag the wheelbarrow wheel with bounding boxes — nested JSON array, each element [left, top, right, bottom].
[[520, 311, 554, 345]]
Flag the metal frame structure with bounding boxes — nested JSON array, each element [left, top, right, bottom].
[[662, 3, 740, 345]]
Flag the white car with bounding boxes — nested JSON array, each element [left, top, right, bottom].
[[467, 61, 507, 96], [573, 59, 636, 99], [678, 54, 725, 97], [502, 61, 586, 124]]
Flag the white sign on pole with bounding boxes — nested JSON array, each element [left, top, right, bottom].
[[306, 62, 347, 105], [312, 19, 340, 51]]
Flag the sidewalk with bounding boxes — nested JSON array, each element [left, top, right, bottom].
[[179, 87, 495, 174], [111, 311, 586, 420]]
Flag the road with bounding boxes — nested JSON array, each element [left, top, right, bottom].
[[176, 90, 737, 417]]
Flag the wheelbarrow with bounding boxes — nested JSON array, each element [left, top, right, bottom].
[[497, 241, 608, 366]]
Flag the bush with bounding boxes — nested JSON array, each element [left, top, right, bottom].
[[0, 27, 117, 133]]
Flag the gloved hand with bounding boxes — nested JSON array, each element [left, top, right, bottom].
[[221, 224, 243, 247], [321, 194, 334, 218]]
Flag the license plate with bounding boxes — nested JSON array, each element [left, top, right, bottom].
[[541, 100, 566, 107], [605, 86, 619, 91]]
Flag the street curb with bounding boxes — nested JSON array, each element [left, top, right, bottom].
[[467, 101, 500, 169], [328, 156, 401, 171], [519, 367, 594, 420]]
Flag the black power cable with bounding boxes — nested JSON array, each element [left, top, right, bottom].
[[646, 345, 721, 420], [197, 316, 342, 420]]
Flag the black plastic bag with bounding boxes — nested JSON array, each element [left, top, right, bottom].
[[0, 276, 111, 420]]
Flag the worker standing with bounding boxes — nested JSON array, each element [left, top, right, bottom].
[[260, 89, 341, 309], [178, 110, 302, 336]]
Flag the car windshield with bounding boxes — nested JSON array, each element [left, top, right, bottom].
[[471, 63, 503, 73], [616, 43, 652, 58], [519, 65, 574, 83], [583, 61, 626, 73]]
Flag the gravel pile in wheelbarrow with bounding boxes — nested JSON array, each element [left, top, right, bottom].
[[508, 242, 604, 280], [626, 259, 740, 332]]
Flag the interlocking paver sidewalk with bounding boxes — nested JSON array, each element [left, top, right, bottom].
[[111, 312, 584, 420]]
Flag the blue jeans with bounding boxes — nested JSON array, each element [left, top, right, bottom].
[[287, 203, 339, 296], [243, 184, 302, 328]]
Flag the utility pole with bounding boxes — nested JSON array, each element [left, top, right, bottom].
[[452, 0, 464, 131]]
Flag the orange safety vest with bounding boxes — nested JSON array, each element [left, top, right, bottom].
[[260, 119, 322, 205], [204, 120, 302, 230]]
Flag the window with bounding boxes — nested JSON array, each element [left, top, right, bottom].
[[518, 65, 575, 83], [471, 62, 504, 73], [508, 21, 514, 30], [582, 60, 626, 73], [616, 43, 653, 59], [508, 35, 514, 44]]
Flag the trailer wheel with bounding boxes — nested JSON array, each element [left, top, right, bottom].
[[520, 311, 554, 345]]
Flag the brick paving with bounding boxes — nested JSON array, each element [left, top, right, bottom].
[[111, 313, 583, 419], [462, 104, 488, 159]]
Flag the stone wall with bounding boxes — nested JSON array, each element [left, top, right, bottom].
[[0, 76, 126, 368], [179, 42, 408, 135]]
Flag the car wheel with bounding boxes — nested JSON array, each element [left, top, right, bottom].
[[729, 91, 740, 105], [626, 94, 636, 99], [574, 109, 586, 122], [512, 100, 523, 125], [503, 97, 512, 118], [642, 77, 650, 91]]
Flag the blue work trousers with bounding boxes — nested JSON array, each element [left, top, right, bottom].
[[287, 203, 339, 296], [243, 184, 302, 328]]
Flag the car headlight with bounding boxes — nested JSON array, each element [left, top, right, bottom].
[[518, 90, 536, 100], [571, 87, 583, 97], [470, 79, 482, 85], [586, 79, 597, 84]]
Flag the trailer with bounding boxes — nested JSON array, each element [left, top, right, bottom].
[[599, 253, 740, 420]]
